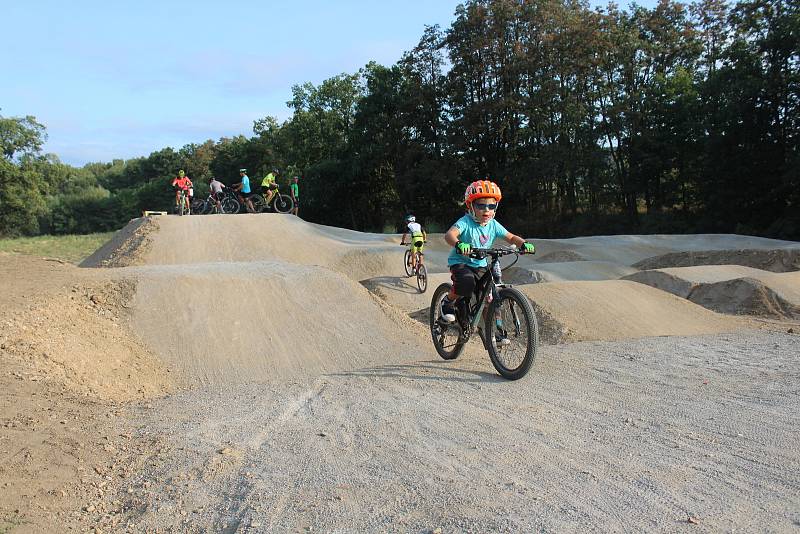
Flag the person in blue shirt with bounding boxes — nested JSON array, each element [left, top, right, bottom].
[[233, 168, 255, 213], [441, 179, 535, 324]]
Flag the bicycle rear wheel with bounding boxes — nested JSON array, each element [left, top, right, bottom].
[[416, 263, 428, 293], [190, 197, 205, 214], [273, 194, 293, 214], [250, 194, 266, 213], [485, 287, 538, 380], [404, 249, 413, 277], [430, 283, 465, 360]]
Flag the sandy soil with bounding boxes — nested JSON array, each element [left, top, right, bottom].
[[2, 216, 799, 533], [0, 254, 172, 533]]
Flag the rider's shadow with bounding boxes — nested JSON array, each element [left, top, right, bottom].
[[360, 276, 419, 296], [327, 361, 505, 384]]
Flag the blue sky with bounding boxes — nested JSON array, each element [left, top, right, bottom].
[[2, 0, 655, 167]]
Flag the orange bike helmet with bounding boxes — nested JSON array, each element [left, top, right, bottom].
[[464, 180, 502, 207]]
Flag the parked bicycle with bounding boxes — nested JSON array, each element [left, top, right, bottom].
[[190, 195, 207, 214], [187, 189, 237, 214], [208, 188, 241, 214], [429, 246, 538, 380], [401, 244, 428, 293], [250, 184, 293, 214]]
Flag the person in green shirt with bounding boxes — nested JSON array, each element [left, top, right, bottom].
[[261, 168, 278, 206], [290, 176, 300, 216]]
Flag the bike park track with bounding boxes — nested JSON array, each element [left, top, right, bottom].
[[2, 213, 800, 532]]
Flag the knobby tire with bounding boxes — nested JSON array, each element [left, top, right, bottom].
[[404, 250, 413, 277], [485, 287, 538, 380], [273, 194, 293, 214], [416, 263, 427, 293], [429, 283, 465, 360]]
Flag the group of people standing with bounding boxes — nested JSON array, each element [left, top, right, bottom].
[[172, 168, 300, 216]]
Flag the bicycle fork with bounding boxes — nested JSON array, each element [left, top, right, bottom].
[[474, 286, 522, 350]]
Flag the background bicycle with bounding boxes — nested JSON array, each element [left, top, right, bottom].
[[250, 184, 294, 214], [174, 189, 188, 216], [401, 244, 428, 292]]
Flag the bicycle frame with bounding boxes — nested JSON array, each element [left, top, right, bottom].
[[458, 248, 518, 335]]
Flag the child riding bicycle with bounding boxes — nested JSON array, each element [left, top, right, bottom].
[[400, 214, 427, 273], [440, 180, 535, 328]]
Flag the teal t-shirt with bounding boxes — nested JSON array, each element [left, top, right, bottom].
[[241, 175, 251, 193], [447, 214, 509, 268]]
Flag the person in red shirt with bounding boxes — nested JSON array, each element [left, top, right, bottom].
[[171, 170, 193, 214]]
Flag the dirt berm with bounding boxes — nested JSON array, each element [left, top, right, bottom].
[[90, 216, 777, 374], [623, 266, 800, 319], [633, 247, 800, 272]]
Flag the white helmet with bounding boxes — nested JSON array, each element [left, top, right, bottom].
[[406, 215, 416, 223]]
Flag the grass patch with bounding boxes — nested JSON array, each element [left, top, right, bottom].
[[0, 232, 115, 264]]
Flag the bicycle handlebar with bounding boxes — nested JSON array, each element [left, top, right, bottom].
[[467, 246, 523, 260]]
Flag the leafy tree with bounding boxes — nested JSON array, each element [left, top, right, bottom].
[[0, 114, 47, 161]]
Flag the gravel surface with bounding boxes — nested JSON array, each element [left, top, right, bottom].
[[113, 330, 800, 533]]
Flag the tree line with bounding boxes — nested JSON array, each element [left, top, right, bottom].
[[1, 0, 797, 239]]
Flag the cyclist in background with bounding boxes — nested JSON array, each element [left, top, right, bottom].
[[400, 214, 427, 274], [208, 176, 226, 213], [261, 168, 278, 206], [233, 168, 255, 213], [171, 170, 193, 214]]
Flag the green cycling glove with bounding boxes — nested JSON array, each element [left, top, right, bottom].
[[456, 242, 472, 255], [522, 242, 535, 254]]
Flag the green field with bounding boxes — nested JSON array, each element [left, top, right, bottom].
[[0, 232, 115, 264]]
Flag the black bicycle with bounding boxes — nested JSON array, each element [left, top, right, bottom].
[[429, 247, 538, 380], [199, 189, 240, 214]]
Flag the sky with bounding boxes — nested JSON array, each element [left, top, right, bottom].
[[2, 0, 655, 167]]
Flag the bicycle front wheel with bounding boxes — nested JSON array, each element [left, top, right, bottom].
[[273, 194, 293, 214], [404, 249, 413, 277], [221, 197, 240, 214], [485, 287, 538, 380], [430, 283, 465, 360], [416, 263, 428, 293]]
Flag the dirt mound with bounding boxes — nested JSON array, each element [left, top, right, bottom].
[[1, 278, 173, 401], [516, 280, 749, 342], [129, 261, 429, 385], [80, 217, 159, 268], [534, 234, 800, 266], [361, 272, 451, 314], [688, 278, 800, 319], [623, 267, 800, 319], [623, 266, 771, 298], [504, 261, 637, 283], [0, 256, 174, 533], [536, 250, 586, 263], [622, 270, 695, 298], [633, 248, 800, 272]]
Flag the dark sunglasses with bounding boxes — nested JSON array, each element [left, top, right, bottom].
[[473, 202, 498, 211]]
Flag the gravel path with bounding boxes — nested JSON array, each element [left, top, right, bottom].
[[113, 330, 800, 533]]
